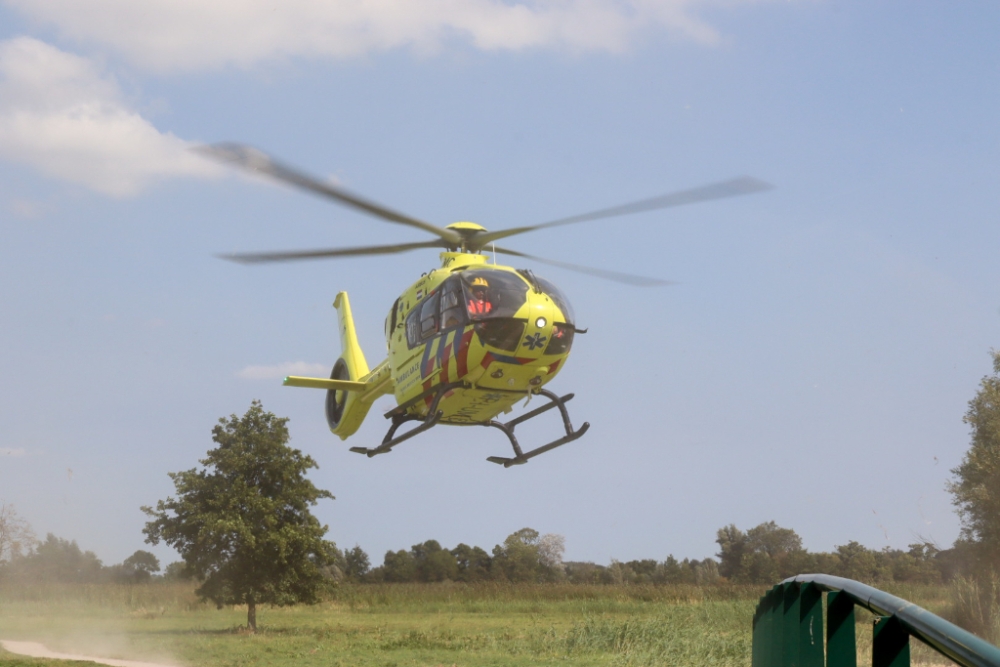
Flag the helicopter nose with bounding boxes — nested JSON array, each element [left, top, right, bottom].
[[521, 299, 557, 355]]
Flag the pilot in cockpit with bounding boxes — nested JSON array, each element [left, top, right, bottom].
[[467, 277, 493, 315]]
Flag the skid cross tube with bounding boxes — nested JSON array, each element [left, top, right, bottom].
[[752, 574, 1000, 667], [484, 388, 590, 467]]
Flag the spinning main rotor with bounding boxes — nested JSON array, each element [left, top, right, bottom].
[[199, 143, 772, 286]]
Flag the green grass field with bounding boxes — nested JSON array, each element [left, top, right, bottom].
[[0, 582, 967, 667]]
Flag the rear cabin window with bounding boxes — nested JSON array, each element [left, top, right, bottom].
[[405, 306, 420, 347], [406, 291, 442, 348], [419, 292, 440, 338]]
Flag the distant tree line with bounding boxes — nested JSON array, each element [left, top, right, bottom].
[[0, 512, 970, 589], [0, 520, 980, 589], [323, 528, 568, 584], [311, 520, 959, 587], [0, 502, 975, 590], [713, 521, 949, 585], [0, 530, 170, 584]]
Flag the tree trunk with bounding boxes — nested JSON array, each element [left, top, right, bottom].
[[247, 597, 256, 633]]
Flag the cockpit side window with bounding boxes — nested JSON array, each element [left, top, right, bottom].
[[439, 277, 468, 330]]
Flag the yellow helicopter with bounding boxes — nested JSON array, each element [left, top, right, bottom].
[[202, 144, 771, 467]]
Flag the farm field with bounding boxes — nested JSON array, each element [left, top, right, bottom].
[[0, 582, 961, 667]]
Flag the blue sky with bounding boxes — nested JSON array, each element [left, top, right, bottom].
[[1, 1, 998, 568]]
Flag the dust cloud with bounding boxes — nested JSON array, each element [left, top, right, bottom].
[[1, 639, 179, 667]]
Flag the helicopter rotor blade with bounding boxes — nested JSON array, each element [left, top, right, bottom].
[[473, 176, 773, 247], [492, 246, 673, 287], [197, 143, 461, 245], [218, 239, 447, 264]]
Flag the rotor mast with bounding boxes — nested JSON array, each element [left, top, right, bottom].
[[441, 222, 489, 268], [444, 221, 488, 253]]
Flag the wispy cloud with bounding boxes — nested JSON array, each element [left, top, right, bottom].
[[238, 362, 329, 380], [1, 0, 781, 72], [0, 447, 27, 457], [0, 37, 219, 196]]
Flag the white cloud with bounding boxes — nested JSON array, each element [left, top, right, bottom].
[[238, 362, 330, 380], [0, 37, 219, 196], [0, 448, 27, 457], [1, 0, 777, 72]]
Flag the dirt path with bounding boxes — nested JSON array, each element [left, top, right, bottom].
[[0, 640, 178, 667]]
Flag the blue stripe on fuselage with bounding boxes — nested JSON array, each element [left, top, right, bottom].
[[421, 336, 435, 376], [491, 352, 529, 365]]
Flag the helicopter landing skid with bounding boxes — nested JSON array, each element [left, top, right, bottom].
[[485, 389, 590, 468], [348, 383, 454, 458]]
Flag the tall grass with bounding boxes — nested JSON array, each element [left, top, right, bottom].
[[0, 581, 762, 666], [565, 600, 753, 667], [949, 575, 1000, 644], [327, 581, 763, 610], [0, 581, 203, 612]]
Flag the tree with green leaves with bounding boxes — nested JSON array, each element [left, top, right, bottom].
[[746, 521, 807, 581], [380, 549, 417, 582], [834, 541, 890, 583], [142, 401, 335, 632], [745, 521, 802, 559], [451, 543, 492, 581], [162, 561, 193, 581], [2, 533, 104, 583], [715, 521, 806, 583], [119, 550, 161, 582], [886, 544, 941, 584], [715, 524, 747, 580], [344, 545, 370, 581], [411, 540, 459, 582], [949, 350, 1000, 574], [0, 502, 35, 564], [491, 528, 565, 582]]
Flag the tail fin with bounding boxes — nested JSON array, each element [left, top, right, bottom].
[[282, 292, 392, 440], [334, 292, 369, 381], [326, 292, 392, 440]]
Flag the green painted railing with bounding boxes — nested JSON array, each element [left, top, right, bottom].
[[752, 574, 1000, 667]]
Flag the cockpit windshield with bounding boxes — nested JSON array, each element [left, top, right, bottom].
[[461, 269, 529, 320], [534, 275, 575, 325]]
